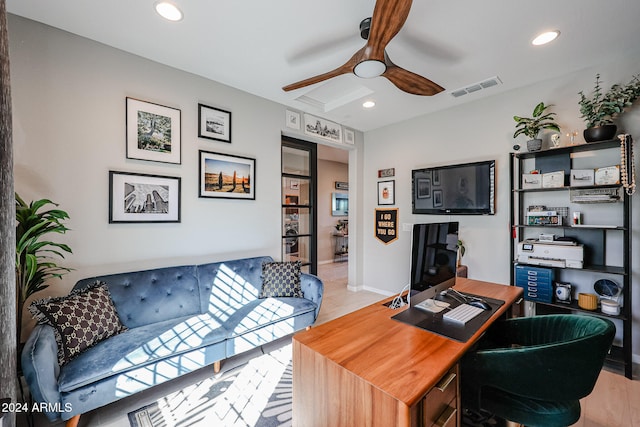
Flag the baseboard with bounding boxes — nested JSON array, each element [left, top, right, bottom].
[[361, 285, 395, 297]]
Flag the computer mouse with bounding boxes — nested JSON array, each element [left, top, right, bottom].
[[468, 300, 491, 311]]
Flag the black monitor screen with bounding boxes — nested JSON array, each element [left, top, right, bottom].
[[410, 222, 459, 293]]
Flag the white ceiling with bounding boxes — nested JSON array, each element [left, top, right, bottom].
[[7, 0, 640, 132]]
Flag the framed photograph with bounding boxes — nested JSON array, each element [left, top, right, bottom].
[[285, 110, 301, 130], [109, 171, 181, 223], [199, 150, 255, 200], [432, 170, 441, 186], [416, 178, 431, 199], [378, 180, 395, 205], [126, 97, 181, 164], [433, 189, 443, 207], [303, 113, 342, 143], [344, 128, 355, 144], [198, 104, 232, 143]]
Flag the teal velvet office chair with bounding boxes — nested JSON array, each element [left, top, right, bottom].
[[461, 314, 615, 427]]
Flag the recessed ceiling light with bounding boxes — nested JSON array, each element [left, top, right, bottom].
[[362, 100, 376, 109], [532, 30, 560, 46], [155, 2, 183, 22]]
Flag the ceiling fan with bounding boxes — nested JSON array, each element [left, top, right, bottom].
[[282, 0, 444, 96]]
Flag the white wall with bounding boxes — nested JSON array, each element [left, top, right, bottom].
[[361, 57, 640, 357], [10, 14, 285, 281], [9, 15, 365, 338]]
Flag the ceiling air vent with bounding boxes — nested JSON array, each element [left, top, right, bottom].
[[451, 76, 502, 98]]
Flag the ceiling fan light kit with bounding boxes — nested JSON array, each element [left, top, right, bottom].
[[283, 0, 444, 97], [354, 60, 386, 78]]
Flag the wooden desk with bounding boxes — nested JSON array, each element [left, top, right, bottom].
[[292, 278, 523, 427]]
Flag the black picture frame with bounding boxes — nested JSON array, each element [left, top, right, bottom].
[[109, 171, 181, 223], [126, 97, 181, 164], [378, 180, 395, 205], [198, 104, 232, 143], [199, 150, 255, 200]]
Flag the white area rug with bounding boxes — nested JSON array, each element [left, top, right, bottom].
[[128, 344, 292, 427]]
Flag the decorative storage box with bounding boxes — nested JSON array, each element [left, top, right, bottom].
[[570, 169, 594, 187], [515, 265, 554, 303], [522, 173, 542, 189]]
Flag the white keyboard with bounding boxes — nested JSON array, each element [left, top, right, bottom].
[[443, 303, 484, 325]]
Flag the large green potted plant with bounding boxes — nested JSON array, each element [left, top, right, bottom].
[[513, 102, 561, 151], [15, 193, 72, 345], [578, 73, 640, 142]]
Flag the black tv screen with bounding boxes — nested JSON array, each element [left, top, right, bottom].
[[410, 222, 459, 293], [412, 160, 495, 215]]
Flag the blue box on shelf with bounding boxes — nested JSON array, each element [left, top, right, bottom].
[[515, 264, 554, 303]]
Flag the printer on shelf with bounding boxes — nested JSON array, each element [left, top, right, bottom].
[[517, 239, 584, 268]]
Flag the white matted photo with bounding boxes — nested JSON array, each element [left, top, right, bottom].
[[378, 180, 395, 205], [344, 128, 355, 144], [304, 113, 342, 143], [109, 171, 181, 223], [126, 98, 181, 164], [285, 110, 301, 130], [198, 104, 232, 143]]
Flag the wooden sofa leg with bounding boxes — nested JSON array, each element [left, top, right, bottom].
[[66, 414, 81, 427], [214, 360, 221, 373]]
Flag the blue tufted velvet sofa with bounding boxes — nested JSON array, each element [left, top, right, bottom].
[[21, 256, 323, 425]]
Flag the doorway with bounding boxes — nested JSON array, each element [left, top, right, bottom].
[[281, 136, 317, 274]]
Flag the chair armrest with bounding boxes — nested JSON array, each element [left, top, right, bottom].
[[300, 273, 324, 320], [21, 325, 62, 422]]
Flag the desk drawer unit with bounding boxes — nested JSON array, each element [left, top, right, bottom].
[[420, 364, 458, 427], [515, 265, 554, 303]]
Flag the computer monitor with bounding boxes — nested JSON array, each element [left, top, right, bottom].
[[410, 222, 459, 294]]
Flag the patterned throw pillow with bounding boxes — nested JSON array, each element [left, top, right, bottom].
[[260, 261, 303, 298], [29, 281, 127, 365]]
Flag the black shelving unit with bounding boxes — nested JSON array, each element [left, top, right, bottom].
[[509, 139, 633, 378]]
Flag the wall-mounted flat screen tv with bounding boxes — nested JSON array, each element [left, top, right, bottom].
[[412, 160, 495, 215]]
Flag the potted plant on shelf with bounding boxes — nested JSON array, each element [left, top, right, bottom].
[[513, 102, 561, 151], [15, 193, 72, 347], [578, 73, 640, 142]]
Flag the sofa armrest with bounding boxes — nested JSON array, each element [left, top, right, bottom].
[[21, 324, 63, 422], [300, 273, 323, 320]]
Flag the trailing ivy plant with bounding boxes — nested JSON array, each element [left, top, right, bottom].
[[15, 193, 72, 343]]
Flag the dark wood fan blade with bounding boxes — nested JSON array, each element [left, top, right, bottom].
[[366, 0, 413, 60], [383, 63, 444, 96], [283, 47, 366, 92]]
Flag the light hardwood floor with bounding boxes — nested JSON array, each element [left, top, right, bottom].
[[25, 262, 639, 426], [316, 262, 640, 427]]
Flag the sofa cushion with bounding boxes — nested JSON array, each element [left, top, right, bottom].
[[57, 313, 228, 392], [259, 261, 303, 298], [29, 282, 126, 366], [196, 257, 271, 315], [73, 265, 201, 329]]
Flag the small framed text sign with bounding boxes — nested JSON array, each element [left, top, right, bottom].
[[378, 168, 395, 178]]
